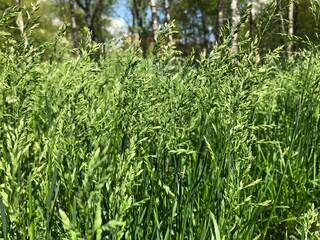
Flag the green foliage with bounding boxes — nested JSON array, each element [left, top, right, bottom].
[[0, 1, 65, 60], [1, 21, 320, 240], [253, 0, 320, 55]]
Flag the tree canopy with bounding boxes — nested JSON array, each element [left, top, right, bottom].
[[0, 0, 319, 58]]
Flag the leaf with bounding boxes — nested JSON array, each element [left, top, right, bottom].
[[0, 31, 11, 37], [164, 227, 170, 240], [172, 200, 177, 219], [59, 209, 71, 230], [102, 220, 125, 230], [46, 166, 58, 209], [210, 211, 221, 240], [93, 201, 102, 233], [163, 184, 175, 198]]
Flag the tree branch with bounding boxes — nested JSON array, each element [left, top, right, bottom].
[[92, 0, 103, 21], [74, 0, 86, 11]]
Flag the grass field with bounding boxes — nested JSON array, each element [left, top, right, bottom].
[[1, 18, 320, 239]]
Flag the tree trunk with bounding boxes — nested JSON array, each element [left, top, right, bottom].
[[276, 0, 286, 35], [293, 1, 298, 36], [16, 0, 28, 49], [84, 0, 91, 28], [215, 0, 224, 45], [230, 0, 239, 53], [84, 0, 96, 41], [249, 0, 254, 41], [164, 0, 173, 44], [150, 0, 158, 42], [133, 0, 147, 57], [287, 0, 294, 56], [129, 5, 140, 44], [130, 5, 136, 34], [69, 0, 78, 48], [201, 12, 208, 53], [75, 0, 104, 42]]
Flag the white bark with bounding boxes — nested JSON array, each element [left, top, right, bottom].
[[164, 0, 173, 44], [150, 0, 158, 41], [287, 0, 294, 56], [230, 0, 239, 53]]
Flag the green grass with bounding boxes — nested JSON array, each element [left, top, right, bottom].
[[1, 12, 320, 240]]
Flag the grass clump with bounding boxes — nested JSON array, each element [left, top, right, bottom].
[[1, 9, 320, 240]]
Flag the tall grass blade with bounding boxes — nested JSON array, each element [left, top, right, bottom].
[[210, 211, 221, 240]]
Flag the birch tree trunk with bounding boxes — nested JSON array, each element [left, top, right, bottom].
[[16, 0, 28, 49], [150, 0, 158, 42], [230, 0, 239, 53], [164, 0, 173, 44], [69, 0, 78, 48], [249, 0, 254, 41], [287, 0, 294, 56]]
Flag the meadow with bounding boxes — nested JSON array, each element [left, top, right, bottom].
[[1, 14, 320, 240]]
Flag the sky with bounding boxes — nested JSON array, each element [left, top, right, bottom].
[[109, 0, 131, 37], [109, 0, 154, 38]]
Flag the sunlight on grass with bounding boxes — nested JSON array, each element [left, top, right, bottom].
[[0, 9, 320, 239]]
